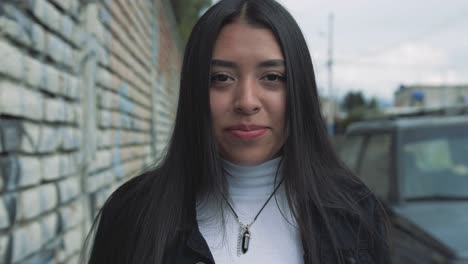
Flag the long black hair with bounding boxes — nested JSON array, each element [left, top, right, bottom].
[[85, 0, 389, 263]]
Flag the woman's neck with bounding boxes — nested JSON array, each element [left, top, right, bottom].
[[222, 157, 282, 199]]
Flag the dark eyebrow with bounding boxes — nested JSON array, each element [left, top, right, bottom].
[[211, 59, 236, 68], [258, 59, 285, 68], [211, 59, 285, 69]]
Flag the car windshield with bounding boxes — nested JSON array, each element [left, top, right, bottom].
[[401, 123, 468, 200]]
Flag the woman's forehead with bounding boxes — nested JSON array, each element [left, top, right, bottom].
[[211, 22, 284, 62]]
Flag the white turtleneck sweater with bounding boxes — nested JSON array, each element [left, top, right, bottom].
[[196, 157, 304, 263]]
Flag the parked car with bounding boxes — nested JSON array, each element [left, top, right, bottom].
[[337, 113, 468, 264]]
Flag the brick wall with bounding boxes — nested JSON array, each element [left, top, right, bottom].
[[0, 0, 181, 263]]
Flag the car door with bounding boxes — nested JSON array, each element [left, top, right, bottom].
[[356, 133, 393, 200]]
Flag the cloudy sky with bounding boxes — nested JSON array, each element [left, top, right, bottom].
[[276, 0, 468, 103]]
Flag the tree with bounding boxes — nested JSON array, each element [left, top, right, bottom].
[[338, 91, 383, 132], [342, 91, 366, 112], [367, 97, 378, 110], [170, 0, 212, 46]]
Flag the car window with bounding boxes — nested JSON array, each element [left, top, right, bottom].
[[337, 135, 365, 171], [358, 133, 392, 199], [401, 128, 468, 199]]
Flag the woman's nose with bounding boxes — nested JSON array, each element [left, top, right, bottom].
[[234, 79, 261, 115]]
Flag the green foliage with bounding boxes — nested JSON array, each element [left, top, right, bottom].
[[339, 91, 383, 130], [342, 91, 366, 112], [170, 0, 212, 46], [367, 97, 378, 110]]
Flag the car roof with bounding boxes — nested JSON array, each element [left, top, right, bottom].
[[347, 115, 468, 134]]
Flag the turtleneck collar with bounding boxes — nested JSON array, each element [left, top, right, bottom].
[[222, 157, 283, 198]]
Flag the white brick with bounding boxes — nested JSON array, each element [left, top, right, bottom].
[[18, 156, 42, 187], [57, 70, 67, 96], [40, 184, 58, 212], [63, 227, 82, 256], [0, 39, 26, 80], [60, 127, 81, 150], [0, 16, 18, 39], [69, 75, 81, 101], [97, 41, 109, 66], [61, 15, 75, 43], [144, 153, 153, 167], [0, 235, 8, 264], [0, 197, 9, 229], [32, 0, 47, 28], [42, 155, 60, 180], [50, 0, 67, 13], [96, 68, 113, 90], [12, 222, 42, 262], [0, 7, 33, 46], [73, 127, 82, 148], [59, 153, 78, 177], [98, 129, 113, 148], [17, 188, 41, 220], [67, 255, 80, 264], [40, 213, 58, 244], [60, 201, 82, 230], [95, 187, 113, 208], [39, 0, 61, 33], [45, 33, 64, 64], [83, 3, 100, 35], [99, 110, 112, 128], [69, 0, 80, 18], [20, 122, 41, 153], [45, 98, 66, 122], [145, 145, 152, 157], [61, 44, 73, 68], [58, 177, 80, 203], [63, 104, 76, 124], [87, 170, 112, 192], [25, 57, 44, 89], [61, 73, 71, 99], [32, 23, 46, 52], [71, 26, 86, 47], [0, 82, 44, 120], [75, 103, 82, 126], [45, 64, 60, 94], [85, 3, 106, 44], [89, 149, 112, 172], [48, 4, 62, 33], [38, 125, 60, 153], [98, 89, 113, 109]]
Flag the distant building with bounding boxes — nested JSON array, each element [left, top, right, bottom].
[[395, 85, 468, 107]]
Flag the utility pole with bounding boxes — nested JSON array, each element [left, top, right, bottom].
[[327, 13, 334, 136]]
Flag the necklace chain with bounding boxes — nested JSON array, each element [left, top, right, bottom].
[[221, 171, 285, 256]]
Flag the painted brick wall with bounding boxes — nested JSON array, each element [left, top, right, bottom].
[[0, 0, 181, 263]]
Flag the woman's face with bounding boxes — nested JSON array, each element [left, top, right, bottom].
[[210, 21, 287, 165]]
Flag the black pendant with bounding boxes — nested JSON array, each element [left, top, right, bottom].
[[241, 229, 251, 254]]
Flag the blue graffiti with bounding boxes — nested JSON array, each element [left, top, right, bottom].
[[112, 82, 135, 178]]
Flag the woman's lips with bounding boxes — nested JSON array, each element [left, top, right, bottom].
[[226, 128, 268, 140]]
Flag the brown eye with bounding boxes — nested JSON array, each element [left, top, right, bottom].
[[211, 74, 231, 82], [263, 74, 285, 82]]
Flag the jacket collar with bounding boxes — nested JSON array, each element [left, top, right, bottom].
[[184, 200, 215, 263], [186, 221, 216, 263]]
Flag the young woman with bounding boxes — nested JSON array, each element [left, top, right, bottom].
[[86, 0, 390, 263]]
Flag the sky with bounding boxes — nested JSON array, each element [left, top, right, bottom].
[[276, 0, 468, 103]]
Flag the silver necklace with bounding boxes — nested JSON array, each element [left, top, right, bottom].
[[222, 175, 285, 256]]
